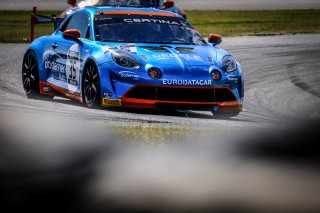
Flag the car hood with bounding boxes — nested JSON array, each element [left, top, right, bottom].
[[101, 43, 218, 76], [102, 43, 216, 65], [135, 44, 217, 66]]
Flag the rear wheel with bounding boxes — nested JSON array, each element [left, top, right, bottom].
[[22, 51, 40, 98], [83, 62, 100, 108]]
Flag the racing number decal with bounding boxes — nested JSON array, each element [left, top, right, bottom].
[[66, 44, 80, 92], [69, 60, 77, 82]]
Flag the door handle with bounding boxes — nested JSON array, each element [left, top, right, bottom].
[[51, 42, 58, 49]]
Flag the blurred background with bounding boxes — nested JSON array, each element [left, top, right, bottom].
[[1, 0, 320, 10], [0, 0, 320, 212]]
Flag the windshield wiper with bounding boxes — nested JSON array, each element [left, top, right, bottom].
[[99, 40, 194, 45], [171, 41, 193, 44], [140, 41, 193, 44]]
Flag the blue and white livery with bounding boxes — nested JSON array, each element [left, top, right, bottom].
[[22, 7, 244, 116]]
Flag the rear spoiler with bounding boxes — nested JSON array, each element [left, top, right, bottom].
[[30, 7, 62, 43]]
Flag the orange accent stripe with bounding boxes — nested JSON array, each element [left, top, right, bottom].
[[121, 97, 157, 109], [121, 97, 241, 112], [98, 10, 177, 17], [39, 81, 82, 102]]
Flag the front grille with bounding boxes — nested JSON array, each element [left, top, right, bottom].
[[125, 86, 236, 102]]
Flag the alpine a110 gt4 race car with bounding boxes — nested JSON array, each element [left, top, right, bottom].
[[22, 7, 244, 117]]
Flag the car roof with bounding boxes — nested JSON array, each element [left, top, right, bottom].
[[81, 6, 179, 17]]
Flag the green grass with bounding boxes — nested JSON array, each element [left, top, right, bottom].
[[113, 125, 194, 144], [0, 10, 59, 43], [111, 125, 245, 144], [0, 9, 320, 43], [112, 125, 220, 144], [187, 10, 320, 37]]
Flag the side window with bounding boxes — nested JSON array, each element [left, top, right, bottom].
[[60, 17, 71, 32], [61, 13, 90, 39]]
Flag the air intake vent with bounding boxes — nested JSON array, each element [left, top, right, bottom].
[[125, 86, 236, 102], [139, 46, 169, 52], [175, 47, 195, 53]]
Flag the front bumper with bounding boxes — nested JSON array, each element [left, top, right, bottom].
[[101, 85, 243, 112]]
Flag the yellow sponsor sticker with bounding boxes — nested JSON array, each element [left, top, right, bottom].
[[101, 98, 122, 107]]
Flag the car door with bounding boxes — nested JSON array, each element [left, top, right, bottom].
[[46, 12, 91, 95]]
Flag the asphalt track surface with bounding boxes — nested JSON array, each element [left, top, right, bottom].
[[1, 34, 320, 212], [2, 0, 320, 10], [1, 34, 320, 128]]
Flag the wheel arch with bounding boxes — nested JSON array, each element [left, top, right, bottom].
[[81, 58, 101, 102], [22, 48, 42, 96], [24, 43, 46, 82], [22, 48, 39, 86]]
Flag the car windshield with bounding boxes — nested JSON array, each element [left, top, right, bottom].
[[94, 14, 207, 45]]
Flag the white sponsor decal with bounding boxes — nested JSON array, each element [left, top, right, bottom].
[[102, 45, 116, 54], [43, 86, 51, 92], [102, 43, 137, 54], [163, 79, 212, 86], [153, 54, 203, 61], [119, 43, 137, 53], [44, 53, 66, 81], [119, 71, 139, 80], [124, 19, 180, 25], [66, 44, 81, 92], [45, 58, 65, 74]]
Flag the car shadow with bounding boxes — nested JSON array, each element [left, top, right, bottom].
[[50, 98, 253, 122], [103, 107, 253, 122]]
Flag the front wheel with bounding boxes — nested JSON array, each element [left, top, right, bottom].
[[22, 51, 40, 98], [83, 62, 100, 108]]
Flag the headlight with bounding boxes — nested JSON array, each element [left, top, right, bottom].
[[221, 55, 237, 72], [112, 52, 141, 69]]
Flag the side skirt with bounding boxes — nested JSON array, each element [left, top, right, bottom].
[[39, 81, 82, 102]]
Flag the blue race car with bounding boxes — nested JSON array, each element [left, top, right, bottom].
[[22, 7, 244, 116]]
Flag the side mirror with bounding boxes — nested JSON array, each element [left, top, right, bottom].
[[208, 34, 222, 46], [63, 29, 81, 39]]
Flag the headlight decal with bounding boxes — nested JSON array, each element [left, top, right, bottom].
[[112, 51, 141, 69]]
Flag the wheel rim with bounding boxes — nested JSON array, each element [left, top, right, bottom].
[[84, 63, 98, 104], [22, 52, 37, 95]]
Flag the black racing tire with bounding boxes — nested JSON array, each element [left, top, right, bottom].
[[83, 61, 101, 108], [22, 50, 40, 98]]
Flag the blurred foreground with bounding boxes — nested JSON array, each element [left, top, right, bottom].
[[0, 112, 319, 212]]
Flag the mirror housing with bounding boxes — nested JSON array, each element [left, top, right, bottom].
[[208, 34, 222, 46], [63, 29, 81, 39]]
